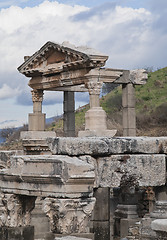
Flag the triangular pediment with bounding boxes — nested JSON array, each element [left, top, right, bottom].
[[18, 41, 108, 77]]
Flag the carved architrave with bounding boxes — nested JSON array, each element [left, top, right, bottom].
[[31, 89, 44, 102], [43, 197, 96, 234], [0, 193, 36, 227]]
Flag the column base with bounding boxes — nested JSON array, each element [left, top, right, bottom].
[[29, 113, 46, 131], [78, 107, 117, 137]]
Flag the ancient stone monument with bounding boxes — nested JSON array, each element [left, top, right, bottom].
[[1, 41, 166, 240], [18, 41, 147, 138]]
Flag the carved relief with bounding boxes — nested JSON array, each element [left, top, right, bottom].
[[85, 81, 103, 95], [129, 69, 148, 85], [43, 197, 96, 234], [31, 89, 44, 102], [0, 194, 36, 227]]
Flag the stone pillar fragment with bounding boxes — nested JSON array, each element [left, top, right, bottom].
[[122, 83, 136, 136], [63, 91, 75, 137], [29, 89, 46, 131], [92, 188, 110, 240]]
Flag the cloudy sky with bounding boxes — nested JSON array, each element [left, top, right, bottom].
[[0, 0, 166, 128]]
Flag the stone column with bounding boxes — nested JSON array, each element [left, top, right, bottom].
[[63, 91, 75, 137], [122, 83, 136, 136], [29, 89, 46, 131], [78, 81, 116, 137], [92, 188, 110, 240]]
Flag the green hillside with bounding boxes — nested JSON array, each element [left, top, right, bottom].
[[136, 67, 167, 113], [47, 67, 167, 136]]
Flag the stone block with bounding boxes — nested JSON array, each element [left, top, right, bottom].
[[107, 137, 167, 154], [47, 137, 109, 156], [20, 131, 56, 154], [47, 137, 167, 156], [0, 150, 24, 168], [97, 154, 166, 187], [151, 219, 167, 232], [28, 113, 46, 131], [20, 131, 56, 140], [0, 155, 95, 197]]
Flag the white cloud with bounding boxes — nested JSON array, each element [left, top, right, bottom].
[[0, 0, 166, 105], [0, 84, 20, 99]]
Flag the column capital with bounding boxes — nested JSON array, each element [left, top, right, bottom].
[[85, 81, 103, 95], [31, 89, 43, 102], [0, 193, 36, 227], [43, 197, 96, 234]]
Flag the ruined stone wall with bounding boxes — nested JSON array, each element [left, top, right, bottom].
[[0, 137, 167, 239], [47, 137, 167, 188], [47, 137, 167, 240]]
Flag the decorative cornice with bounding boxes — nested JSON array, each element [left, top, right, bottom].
[[18, 41, 108, 77]]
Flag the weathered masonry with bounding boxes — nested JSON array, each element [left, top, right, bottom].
[[0, 137, 167, 240], [1, 42, 166, 240], [18, 41, 147, 138]]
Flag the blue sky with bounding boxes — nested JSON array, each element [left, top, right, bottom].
[[0, 0, 149, 9], [0, 0, 166, 128]]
